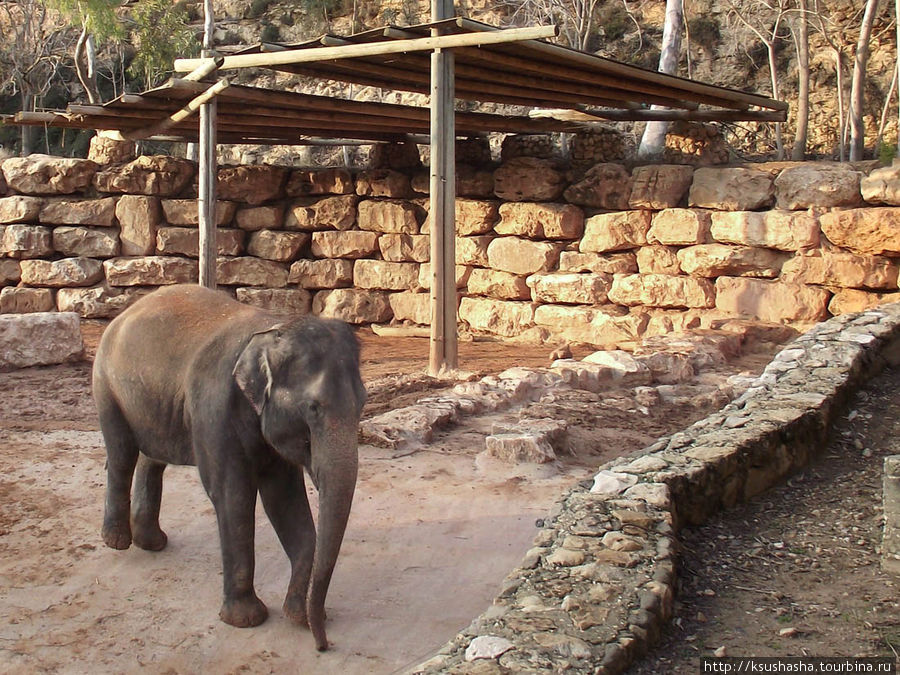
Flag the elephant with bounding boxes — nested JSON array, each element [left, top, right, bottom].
[[92, 284, 366, 651]]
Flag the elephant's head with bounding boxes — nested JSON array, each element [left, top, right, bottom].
[[233, 317, 365, 650]]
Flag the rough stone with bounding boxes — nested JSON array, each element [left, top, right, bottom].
[[216, 165, 288, 204], [216, 257, 289, 287], [590, 470, 639, 496], [609, 274, 716, 309], [563, 162, 632, 209], [465, 636, 514, 662], [1, 225, 53, 259], [527, 273, 611, 304], [487, 237, 562, 275], [235, 287, 312, 314], [459, 297, 535, 337], [353, 259, 420, 291], [468, 269, 531, 300], [828, 288, 900, 315], [781, 250, 899, 290], [355, 169, 411, 198], [104, 256, 198, 286], [20, 257, 104, 287], [493, 157, 566, 202], [160, 199, 236, 226], [312, 288, 392, 324], [710, 210, 820, 251], [583, 350, 653, 384], [235, 204, 285, 231], [861, 163, 900, 205], [774, 164, 863, 210], [648, 208, 712, 245], [388, 292, 431, 325], [689, 167, 775, 210], [457, 164, 496, 198], [289, 258, 354, 289], [155, 227, 244, 258], [116, 195, 161, 256], [369, 141, 421, 170], [0, 312, 83, 369], [357, 199, 421, 234], [378, 233, 430, 263], [819, 208, 900, 257], [715, 277, 831, 323], [0, 287, 55, 313], [285, 168, 354, 196], [455, 199, 499, 235], [418, 263, 471, 290], [39, 197, 118, 226], [559, 251, 637, 274], [455, 236, 492, 267], [0, 196, 43, 224], [580, 211, 651, 253], [94, 155, 194, 196], [310, 230, 379, 258], [484, 433, 556, 463], [3, 155, 98, 195], [0, 260, 21, 284], [495, 202, 584, 240], [677, 244, 788, 278], [588, 310, 649, 347], [246, 230, 309, 261], [87, 135, 136, 165], [285, 196, 358, 231], [56, 284, 149, 318], [637, 245, 681, 275], [629, 164, 694, 209]]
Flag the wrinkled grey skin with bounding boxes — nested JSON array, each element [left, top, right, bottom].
[[93, 284, 365, 651]]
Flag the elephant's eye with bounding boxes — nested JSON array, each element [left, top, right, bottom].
[[307, 400, 322, 417]]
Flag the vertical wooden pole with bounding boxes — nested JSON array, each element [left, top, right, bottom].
[[428, 0, 457, 376], [198, 0, 217, 289]]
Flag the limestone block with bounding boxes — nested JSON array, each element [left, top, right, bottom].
[[710, 210, 820, 251], [715, 277, 831, 323], [312, 288, 392, 324], [155, 227, 244, 258], [353, 259, 420, 291], [0, 312, 83, 369], [781, 250, 899, 290], [418, 263, 471, 290], [629, 164, 694, 209], [94, 155, 194, 196], [3, 155, 97, 195], [104, 256, 198, 286], [20, 257, 104, 287], [648, 208, 712, 245], [563, 162, 632, 209], [643, 308, 705, 337], [52, 226, 119, 258], [0, 196, 43, 224], [369, 141, 421, 170], [0, 287, 54, 313], [456, 199, 499, 235], [216, 257, 289, 287], [689, 167, 775, 210], [486, 236, 562, 276], [285, 196, 358, 231], [484, 433, 556, 463], [37, 197, 118, 228], [609, 273, 716, 309], [558, 250, 637, 274], [216, 165, 288, 204], [468, 268, 530, 300], [457, 164, 496, 198], [495, 202, 584, 240], [235, 204, 285, 231], [56, 284, 150, 318], [160, 199, 236, 226], [246, 230, 308, 261], [0, 259, 21, 284], [580, 211, 651, 253], [389, 291, 431, 325], [774, 164, 863, 210], [355, 169, 411, 198], [819, 208, 900, 257], [87, 135, 136, 165], [493, 157, 565, 202], [582, 350, 653, 385], [588, 310, 649, 347], [285, 168, 354, 196], [456, 236, 492, 267], [379, 233, 430, 262], [1, 225, 53, 259], [527, 272, 611, 304], [357, 199, 421, 234], [637, 245, 681, 275], [116, 195, 161, 256], [862, 163, 900, 205], [310, 230, 379, 259], [235, 287, 312, 314], [534, 304, 598, 343], [828, 288, 900, 315], [458, 296, 535, 337], [677, 244, 787, 278], [289, 258, 354, 289]]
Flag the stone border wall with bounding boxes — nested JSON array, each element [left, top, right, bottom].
[[0, 150, 898, 345], [412, 303, 900, 673]]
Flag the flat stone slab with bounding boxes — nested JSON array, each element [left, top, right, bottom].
[[0, 312, 83, 370]]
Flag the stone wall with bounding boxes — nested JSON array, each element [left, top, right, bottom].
[[1, 150, 898, 345]]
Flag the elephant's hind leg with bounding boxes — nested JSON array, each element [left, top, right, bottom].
[[132, 454, 168, 551], [97, 391, 139, 550]]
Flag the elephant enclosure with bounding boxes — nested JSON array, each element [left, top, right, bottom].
[[0, 322, 777, 674]]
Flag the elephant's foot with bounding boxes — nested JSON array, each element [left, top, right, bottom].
[[220, 594, 268, 628], [101, 520, 132, 550], [132, 526, 168, 552], [283, 595, 309, 627]]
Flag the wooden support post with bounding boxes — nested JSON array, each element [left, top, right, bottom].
[[428, 0, 457, 376], [198, 0, 217, 290]]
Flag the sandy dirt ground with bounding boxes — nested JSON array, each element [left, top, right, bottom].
[[0, 322, 773, 674]]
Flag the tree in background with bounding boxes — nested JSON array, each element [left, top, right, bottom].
[[502, 0, 601, 51], [791, 0, 810, 159], [127, 0, 198, 90], [848, 0, 881, 160]]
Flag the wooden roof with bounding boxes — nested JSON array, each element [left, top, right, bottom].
[[5, 17, 787, 146]]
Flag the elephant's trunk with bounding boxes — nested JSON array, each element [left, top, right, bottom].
[[307, 424, 358, 652]]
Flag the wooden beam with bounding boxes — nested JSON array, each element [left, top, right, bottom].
[[530, 107, 788, 122], [174, 24, 558, 72]]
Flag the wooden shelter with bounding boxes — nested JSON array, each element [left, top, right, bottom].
[[4, 13, 786, 375]]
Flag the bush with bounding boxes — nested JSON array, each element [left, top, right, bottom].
[[247, 0, 274, 20], [260, 23, 280, 42], [688, 16, 721, 51]]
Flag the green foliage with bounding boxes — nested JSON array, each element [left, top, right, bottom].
[[128, 0, 199, 90], [878, 142, 897, 165], [598, 4, 629, 42], [260, 22, 280, 43], [46, 0, 122, 39]]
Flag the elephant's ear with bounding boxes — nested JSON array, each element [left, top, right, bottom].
[[233, 327, 282, 415]]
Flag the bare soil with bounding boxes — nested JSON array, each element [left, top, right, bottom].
[[0, 321, 775, 674]]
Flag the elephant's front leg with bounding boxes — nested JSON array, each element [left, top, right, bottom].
[[131, 454, 168, 551], [259, 458, 316, 627]]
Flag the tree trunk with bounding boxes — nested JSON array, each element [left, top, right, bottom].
[[849, 0, 882, 161], [75, 26, 101, 104], [19, 92, 36, 156], [791, 0, 810, 160], [637, 0, 684, 160], [767, 41, 784, 159]]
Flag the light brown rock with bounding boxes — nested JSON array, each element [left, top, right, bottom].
[[379, 233, 430, 262], [493, 157, 565, 202], [0, 260, 21, 284], [53, 227, 120, 258], [467, 269, 531, 300], [487, 237, 562, 275], [56, 284, 149, 318], [39, 197, 118, 226], [527, 273, 612, 304], [456, 236, 492, 267], [458, 296, 535, 337], [3, 155, 98, 195], [312, 288, 392, 323], [94, 155, 194, 196], [534, 304, 597, 343], [457, 164, 496, 198], [589, 309, 649, 347], [160, 199, 236, 226], [828, 288, 900, 315], [216, 257, 289, 287], [819, 207, 900, 257], [558, 251, 637, 274], [116, 195, 161, 256], [369, 141, 421, 170], [310, 230, 379, 259], [563, 162, 632, 209], [246, 230, 308, 261], [861, 163, 900, 205], [609, 273, 716, 309], [781, 250, 899, 290], [87, 136, 136, 165], [637, 245, 681, 275], [355, 170, 411, 198], [0, 196, 43, 224], [715, 277, 831, 323], [235, 204, 285, 231], [289, 258, 354, 289], [19, 257, 103, 287], [418, 263, 471, 290], [357, 199, 421, 234], [580, 211, 651, 253], [648, 208, 712, 245], [1, 225, 53, 259], [0, 312, 83, 369], [629, 164, 694, 209], [285, 196, 358, 231], [235, 287, 312, 314], [689, 167, 775, 210], [774, 164, 863, 210], [677, 244, 787, 278], [710, 210, 820, 251], [217, 165, 288, 204], [0, 287, 54, 313], [495, 202, 584, 240], [389, 292, 431, 325], [103, 256, 198, 286], [285, 168, 353, 196], [455, 199, 499, 236], [353, 259, 421, 291], [155, 227, 244, 258]]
